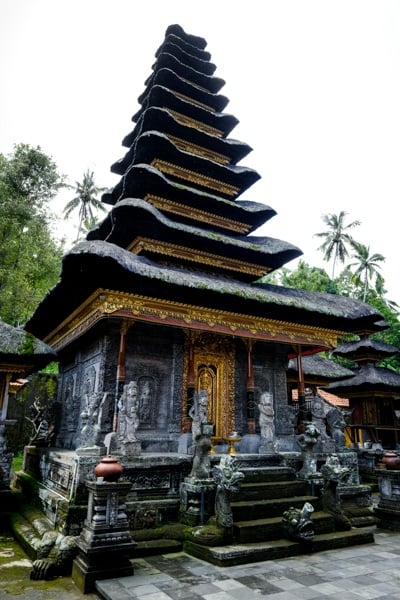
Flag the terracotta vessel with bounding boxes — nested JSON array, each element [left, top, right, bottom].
[[94, 455, 123, 481], [381, 452, 400, 470]]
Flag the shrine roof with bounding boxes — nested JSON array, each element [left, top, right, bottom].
[[0, 318, 57, 371], [86, 198, 301, 278], [287, 354, 354, 382], [123, 108, 248, 163], [137, 69, 229, 114], [322, 362, 400, 395], [144, 52, 224, 94], [132, 85, 238, 135], [153, 40, 216, 76], [102, 163, 275, 234], [158, 31, 211, 61], [111, 131, 259, 199], [332, 336, 397, 362], [26, 241, 384, 341]]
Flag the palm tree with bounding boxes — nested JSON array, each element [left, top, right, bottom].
[[349, 242, 385, 302], [314, 211, 361, 279], [63, 170, 106, 241]]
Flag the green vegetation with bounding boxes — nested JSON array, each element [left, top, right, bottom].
[[63, 169, 106, 242]]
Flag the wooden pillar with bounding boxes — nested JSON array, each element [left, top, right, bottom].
[[184, 330, 196, 433], [112, 320, 132, 433], [244, 339, 255, 434], [295, 345, 308, 430]]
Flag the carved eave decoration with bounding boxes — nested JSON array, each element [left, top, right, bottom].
[[44, 288, 342, 352], [128, 237, 270, 278]]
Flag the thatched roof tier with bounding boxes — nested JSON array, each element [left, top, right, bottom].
[[87, 198, 301, 280], [122, 107, 249, 164], [287, 354, 354, 384], [110, 132, 259, 199], [131, 85, 238, 137], [26, 241, 384, 346], [323, 362, 400, 396], [102, 164, 274, 235], [332, 336, 399, 363], [0, 319, 57, 373], [136, 69, 229, 116]]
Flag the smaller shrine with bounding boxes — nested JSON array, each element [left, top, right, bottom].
[[322, 336, 400, 449], [0, 318, 56, 495]]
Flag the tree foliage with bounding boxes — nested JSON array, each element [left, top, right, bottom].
[[63, 169, 106, 241], [315, 211, 360, 278], [349, 242, 385, 302], [0, 144, 65, 326]]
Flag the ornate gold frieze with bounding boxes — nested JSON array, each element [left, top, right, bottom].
[[173, 91, 214, 113], [144, 194, 250, 234], [151, 159, 239, 197], [127, 237, 269, 277], [167, 108, 223, 137], [168, 135, 229, 165], [45, 289, 343, 352]]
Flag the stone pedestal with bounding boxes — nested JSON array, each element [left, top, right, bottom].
[[375, 468, 400, 530], [180, 478, 215, 526], [72, 480, 136, 593]]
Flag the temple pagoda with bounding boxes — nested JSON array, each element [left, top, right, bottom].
[[323, 336, 400, 449], [26, 24, 384, 454]]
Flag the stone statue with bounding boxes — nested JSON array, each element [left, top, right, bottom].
[[296, 421, 321, 479], [118, 381, 139, 443], [189, 389, 208, 440], [212, 455, 244, 529], [78, 391, 107, 448], [189, 391, 212, 480], [282, 502, 315, 542], [258, 391, 274, 442], [320, 453, 351, 530], [326, 407, 347, 451], [30, 531, 78, 580]]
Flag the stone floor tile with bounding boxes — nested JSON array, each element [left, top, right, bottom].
[[213, 579, 247, 591]]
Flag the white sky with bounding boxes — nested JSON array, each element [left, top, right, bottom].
[[1, 0, 400, 304]]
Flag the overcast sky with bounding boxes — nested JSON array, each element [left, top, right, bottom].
[[1, 0, 400, 304]]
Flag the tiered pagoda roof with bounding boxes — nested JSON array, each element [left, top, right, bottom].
[[323, 336, 400, 397], [26, 24, 384, 352]]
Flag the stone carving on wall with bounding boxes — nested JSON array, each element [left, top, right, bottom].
[[117, 381, 140, 443], [258, 391, 275, 443], [78, 391, 108, 449], [138, 377, 154, 427]]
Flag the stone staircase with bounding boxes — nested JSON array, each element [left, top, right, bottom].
[[184, 461, 375, 566]]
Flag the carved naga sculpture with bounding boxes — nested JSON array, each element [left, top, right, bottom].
[[282, 502, 315, 542]]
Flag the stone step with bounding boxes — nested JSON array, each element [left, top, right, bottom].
[[239, 466, 297, 483], [233, 510, 335, 543], [184, 528, 375, 567], [232, 495, 323, 521], [236, 479, 309, 501], [132, 538, 182, 557]]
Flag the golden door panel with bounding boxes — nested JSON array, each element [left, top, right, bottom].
[[184, 332, 235, 438]]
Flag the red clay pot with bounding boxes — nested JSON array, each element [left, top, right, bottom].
[[94, 455, 123, 482], [381, 452, 400, 470]]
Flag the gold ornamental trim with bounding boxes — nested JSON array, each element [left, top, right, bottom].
[[151, 159, 239, 197], [127, 237, 269, 277], [44, 289, 343, 352], [167, 108, 223, 137], [168, 134, 229, 165], [144, 194, 250, 234], [174, 91, 214, 112]]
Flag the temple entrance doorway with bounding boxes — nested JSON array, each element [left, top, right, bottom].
[[185, 332, 236, 439]]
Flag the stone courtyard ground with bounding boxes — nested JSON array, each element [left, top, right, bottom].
[[2, 521, 400, 599]]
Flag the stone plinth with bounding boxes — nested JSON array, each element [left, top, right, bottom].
[[72, 480, 136, 593], [180, 478, 215, 526], [375, 468, 400, 530]]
